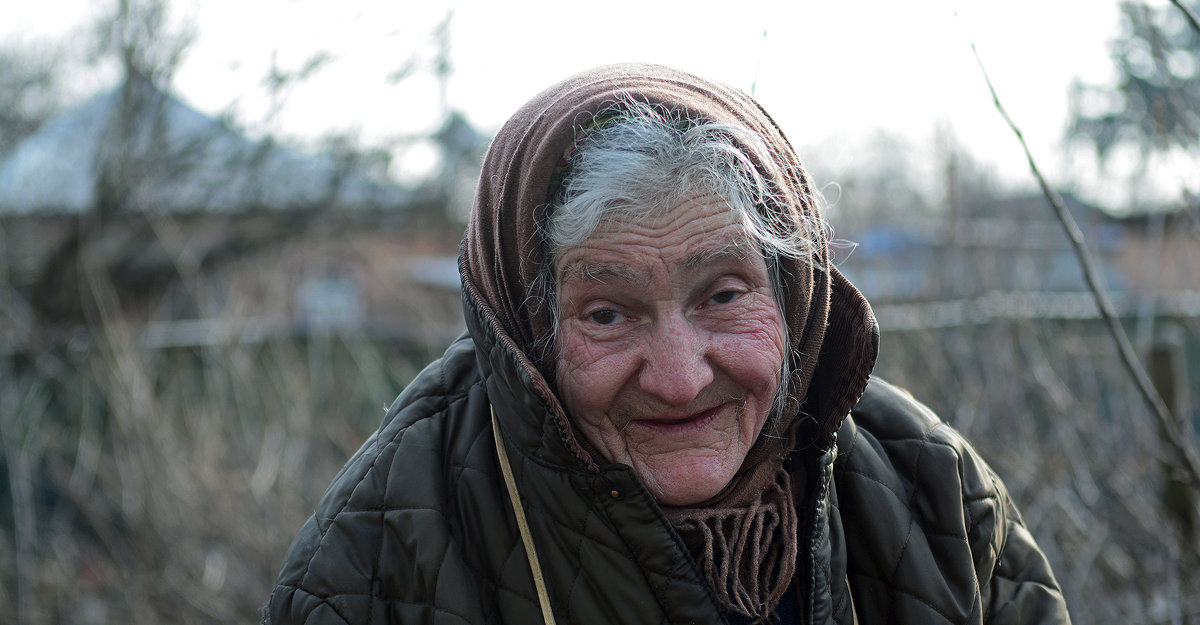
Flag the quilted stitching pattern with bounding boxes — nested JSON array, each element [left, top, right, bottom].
[[267, 334, 724, 625], [267, 342, 1068, 624], [268, 338, 535, 624], [828, 378, 1068, 625]]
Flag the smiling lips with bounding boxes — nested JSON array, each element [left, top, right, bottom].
[[630, 405, 725, 433]]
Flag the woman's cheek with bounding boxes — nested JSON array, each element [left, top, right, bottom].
[[559, 322, 613, 371], [557, 331, 625, 409], [715, 299, 786, 344]]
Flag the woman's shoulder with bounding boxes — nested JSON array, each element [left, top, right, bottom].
[[381, 333, 485, 429], [837, 376, 1003, 505], [266, 336, 498, 624], [832, 377, 1068, 624], [844, 377, 944, 441], [832, 377, 1009, 622]]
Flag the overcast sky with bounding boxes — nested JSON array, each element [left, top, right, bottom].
[[10, 0, 1191, 211]]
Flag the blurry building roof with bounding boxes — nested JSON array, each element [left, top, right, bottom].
[[0, 77, 412, 214], [837, 192, 1134, 302]]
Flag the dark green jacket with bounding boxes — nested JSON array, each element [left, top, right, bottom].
[[265, 291, 1070, 624]]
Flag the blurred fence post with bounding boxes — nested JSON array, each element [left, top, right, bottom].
[[1152, 324, 1195, 625]]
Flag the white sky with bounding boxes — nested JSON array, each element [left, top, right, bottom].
[[7, 0, 1192, 211]]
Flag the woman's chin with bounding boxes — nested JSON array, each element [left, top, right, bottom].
[[638, 456, 738, 507]]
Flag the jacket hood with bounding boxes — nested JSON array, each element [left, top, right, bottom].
[[460, 63, 877, 470]]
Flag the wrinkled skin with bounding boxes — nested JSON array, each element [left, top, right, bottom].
[[554, 195, 787, 506]]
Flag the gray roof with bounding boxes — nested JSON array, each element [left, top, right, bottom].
[[0, 78, 411, 214]]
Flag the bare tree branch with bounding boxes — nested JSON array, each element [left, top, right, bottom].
[[968, 41, 1200, 489], [1170, 0, 1200, 34]]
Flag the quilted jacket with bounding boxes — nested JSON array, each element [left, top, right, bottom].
[[264, 283, 1071, 624], [266, 63, 1068, 624]]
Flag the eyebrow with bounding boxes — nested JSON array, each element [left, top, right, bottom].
[[680, 244, 756, 272], [557, 260, 648, 286]]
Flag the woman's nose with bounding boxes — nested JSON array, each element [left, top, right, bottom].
[[637, 315, 713, 406]]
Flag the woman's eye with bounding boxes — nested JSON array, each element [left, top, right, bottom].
[[709, 291, 739, 305], [589, 309, 619, 325]]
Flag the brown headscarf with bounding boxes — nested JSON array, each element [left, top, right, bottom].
[[461, 63, 877, 621]]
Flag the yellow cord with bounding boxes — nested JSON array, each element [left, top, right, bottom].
[[491, 406, 557, 625]]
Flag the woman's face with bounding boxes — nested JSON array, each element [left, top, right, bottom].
[[554, 194, 787, 506]]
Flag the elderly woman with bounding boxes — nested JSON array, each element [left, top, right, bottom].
[[266, 64, 1070, 625]]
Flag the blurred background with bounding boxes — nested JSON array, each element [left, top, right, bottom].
[[0, 1, 1197, 623]]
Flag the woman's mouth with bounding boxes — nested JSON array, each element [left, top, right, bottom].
[[631, 405, 724, 434]]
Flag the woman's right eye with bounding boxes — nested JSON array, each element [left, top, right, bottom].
[[589, 309, 619, 325]]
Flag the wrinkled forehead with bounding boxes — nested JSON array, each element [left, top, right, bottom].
[[556, 232, 762, 287], [551, 196, 769, 296]]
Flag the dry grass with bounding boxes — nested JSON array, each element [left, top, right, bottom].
[[1, 251, 1198, 625]]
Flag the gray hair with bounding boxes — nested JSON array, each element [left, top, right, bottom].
[[544, 101, 824, 259], [540, 99, 829, 424]]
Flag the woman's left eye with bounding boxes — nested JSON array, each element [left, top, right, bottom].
[[709, 290, 739, 305]]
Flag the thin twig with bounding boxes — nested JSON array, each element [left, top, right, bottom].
[[1170, 0, 1200, 34], [968, 41, 1200, 488]]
